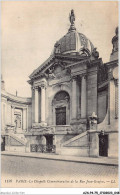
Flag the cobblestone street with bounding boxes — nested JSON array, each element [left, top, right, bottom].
[[1, 155, 118, 188]]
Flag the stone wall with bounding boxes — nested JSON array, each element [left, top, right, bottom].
[[1, 97, 7, 131], [98, 89, 108, 123], [56, 147, 89, 157], [87, 66, 97, 117], [108, 132, 118, 158]]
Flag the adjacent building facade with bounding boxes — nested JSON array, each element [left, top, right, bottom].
[[1, 10, 118, 158]]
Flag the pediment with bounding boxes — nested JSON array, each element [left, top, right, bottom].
[[29, 53, 87, 81], [29, 55, 54, 79], [30, 57, 71, 80]]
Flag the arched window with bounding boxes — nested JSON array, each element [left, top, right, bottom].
[[54, 91, 70, 125], [54, 91, 69, 101]]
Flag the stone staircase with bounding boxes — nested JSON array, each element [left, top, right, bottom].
[[7, 132, 27, 146], [61, 131, 88, 147], [57, 131, 89, 157]]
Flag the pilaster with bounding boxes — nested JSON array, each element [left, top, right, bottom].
[[40, 83, 47, 126], [23, 108, 27, 130], [34, 86, 39, 123], [71, 76, 77, 120], [11, 105, 15, 126], [81, 74, 87, 118]]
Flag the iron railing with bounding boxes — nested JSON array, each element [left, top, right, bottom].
[[30, 144, 56, 153]]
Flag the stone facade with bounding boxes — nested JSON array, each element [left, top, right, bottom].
[[1, 79, 32, 152], [1, 10, 118, 158]]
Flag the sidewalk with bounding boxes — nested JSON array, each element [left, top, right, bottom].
[[1, 151, 118, 166]]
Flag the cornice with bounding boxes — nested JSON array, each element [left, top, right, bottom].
[[55, 53, 89, 61], [66, 58, 102, 69], [29, 55, 103, 84], [104, 59, 118, 68], [29, 54, 91, 81], [87, 130, 118, 134], [66, 58, 90, 68], [1, 90, 32, 105], [29, 55, 55, 79]]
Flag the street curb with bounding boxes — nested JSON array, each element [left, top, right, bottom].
[[1, 152, 118, 166]]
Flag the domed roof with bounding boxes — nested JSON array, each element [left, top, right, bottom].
[[53, 10, 94, 57]]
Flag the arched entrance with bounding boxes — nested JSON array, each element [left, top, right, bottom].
[[52, 91, 70, 125]]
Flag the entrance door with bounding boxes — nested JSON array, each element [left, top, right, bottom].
[[99, 134, 108, 157], [1, 137, 5, 151], [46, 135, 53, 152], [56, 107, 66, 125]]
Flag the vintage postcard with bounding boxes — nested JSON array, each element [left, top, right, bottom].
[[1, 1, 119, 191]]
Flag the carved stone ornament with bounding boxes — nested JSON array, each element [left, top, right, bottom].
[[39, 81, 47, 89], [48, 67, 56, 79], [79, 47, 90, 57], [56, 61, 67, 69], [71, 75, 78, 81], [92, 48, 99, 59], [34, 86, 39, 90], [31, 124, 55, 134], [66, 67, 71, 75], [89, 112, 98, 124], [88, 112, 98, 130]]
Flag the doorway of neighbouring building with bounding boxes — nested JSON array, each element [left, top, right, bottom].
[[1, 136, 5, 151], [99, 134, 108, 157], [56, 107, 66, 125]]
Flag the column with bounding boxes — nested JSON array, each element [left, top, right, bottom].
[[34, 87, 39, 123], [31, 86, 35, 123], [23, 108, 27, 130], [41, 85, 46, 123], [81, 75, 87, 118], [108, 79, 115, 124], [71, 76, 77, 119], [2, 103, 5, 131], [7, 103, 12, 124], [115, 79, 118, 119], [11, 105, 15, 125]]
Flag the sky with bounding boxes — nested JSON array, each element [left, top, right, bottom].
[[1, 1, 118, 97]]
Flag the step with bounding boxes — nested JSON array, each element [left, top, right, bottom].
[[8, 133, 27, 146], [62, 131, 87, 146]]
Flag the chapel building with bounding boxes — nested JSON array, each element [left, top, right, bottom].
[[1, 10, 118, 158]]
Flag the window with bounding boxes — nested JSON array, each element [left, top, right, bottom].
[[55, 91, 69, 101], [56, 107, 66, 125]]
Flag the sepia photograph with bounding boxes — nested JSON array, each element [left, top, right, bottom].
[[1, 1, 119, 190]]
